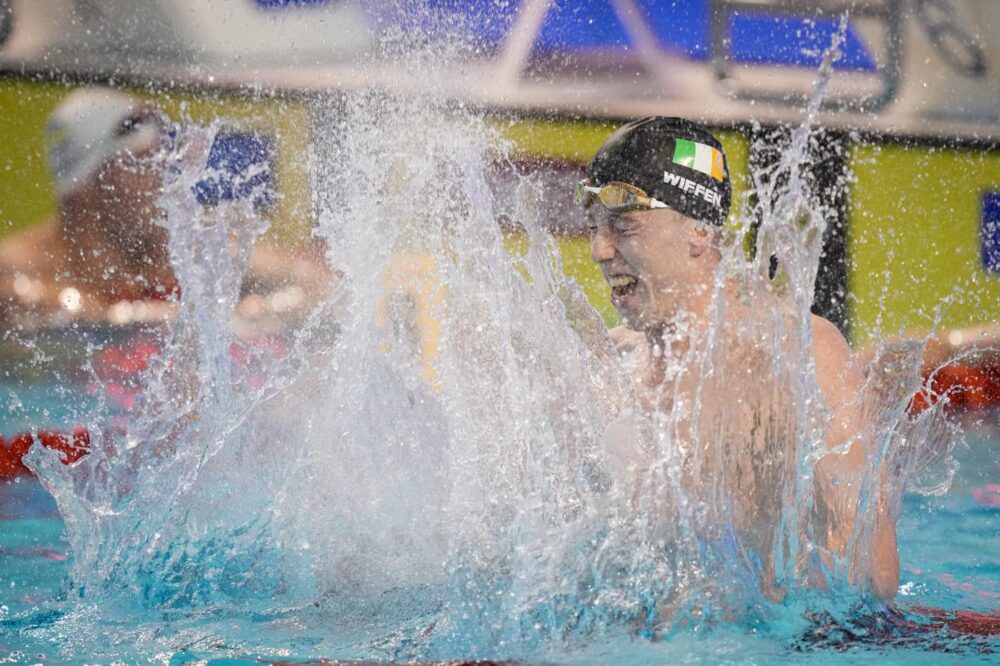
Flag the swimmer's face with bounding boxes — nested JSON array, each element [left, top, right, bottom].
[[89, 143, 168, 259], [588, 206, 713, 330]]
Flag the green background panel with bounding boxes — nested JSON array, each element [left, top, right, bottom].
[[0, 80, 67, 235], [497, 118, 621, 164], [848, 143, 1000, 346], [559, 234, 616, 325]]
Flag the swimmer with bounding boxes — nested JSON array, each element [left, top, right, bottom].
[[579, 117, 899, 600], [0, 87, 330, 330]]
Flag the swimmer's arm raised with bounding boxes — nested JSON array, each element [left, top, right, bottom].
[[812, 315, 899, 601]]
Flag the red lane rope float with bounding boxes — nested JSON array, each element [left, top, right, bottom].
[[910, 606, 1000, 637], [0, 427, 90, 480], [1, 361, 997, 479], [910, 361, 1000, 414], [1, 333, 291, 480]]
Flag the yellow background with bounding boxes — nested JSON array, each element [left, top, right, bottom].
[[848, 143, 1000, 346], [11, 79, 995, 344]]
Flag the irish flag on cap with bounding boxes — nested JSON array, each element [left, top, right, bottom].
[[672, 139, 725, 182]]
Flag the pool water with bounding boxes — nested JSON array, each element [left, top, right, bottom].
[[1, 374, 997, 664]]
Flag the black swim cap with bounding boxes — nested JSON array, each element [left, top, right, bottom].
[[587, 117, 731, 227]]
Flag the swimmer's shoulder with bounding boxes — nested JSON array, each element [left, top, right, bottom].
[[810, 314, 850, 355], [0, 221, 59, 274], [810, 314, 864, 408], [811, 314, 857, 368]]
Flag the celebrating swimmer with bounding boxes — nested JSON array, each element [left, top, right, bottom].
[[0, 87, 330, 330], [579, 117, 900, 600]]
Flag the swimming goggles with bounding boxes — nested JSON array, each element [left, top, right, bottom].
[[574, 179, 669, 212], [114, 107, 168, 139]]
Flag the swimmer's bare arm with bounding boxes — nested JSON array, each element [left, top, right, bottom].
[[812, 315, 899, 600]]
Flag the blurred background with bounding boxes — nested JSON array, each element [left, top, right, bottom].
[[0, 0, 997, 346]]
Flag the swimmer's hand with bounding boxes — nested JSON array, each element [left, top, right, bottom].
[[609, 326, 646, 356], [558, 284, 612, 351]]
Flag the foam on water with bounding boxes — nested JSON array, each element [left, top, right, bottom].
[[19, 18, 962, 662]]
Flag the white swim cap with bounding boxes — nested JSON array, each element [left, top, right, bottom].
[[45, 88, 164, 198]]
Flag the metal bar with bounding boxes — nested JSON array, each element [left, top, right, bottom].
[[710, 0, 903, 112], [494, 0, 553, 87], [609, 0, 676, 89]]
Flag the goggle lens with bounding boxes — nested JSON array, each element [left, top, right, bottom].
[[598, 185, 640, 210], [575, 180, 664, 213]]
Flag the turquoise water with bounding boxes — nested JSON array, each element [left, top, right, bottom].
[[1, 375, 997, 664]]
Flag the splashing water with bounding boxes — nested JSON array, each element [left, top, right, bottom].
[[20, 22, 960, 662]]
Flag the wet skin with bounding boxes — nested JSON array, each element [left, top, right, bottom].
[[586, 206, 900, 600], [588, 207, 715, 334], [56, 143, 175, 300]]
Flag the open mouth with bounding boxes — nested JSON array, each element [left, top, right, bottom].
[[607, 274, 638, 301]]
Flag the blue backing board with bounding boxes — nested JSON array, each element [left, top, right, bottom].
[[312, 1, 877, 71], [983, 191, 1000, 274]]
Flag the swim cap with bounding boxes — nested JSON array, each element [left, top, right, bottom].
[[45, 88, 163, 198], [587, 117, 731, 227]]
